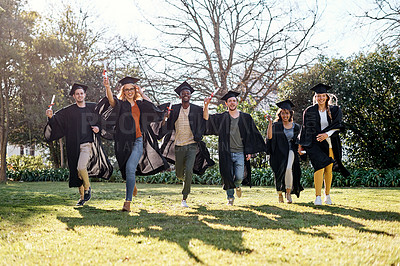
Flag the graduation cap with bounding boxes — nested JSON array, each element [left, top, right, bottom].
[[69, 83, 88, 96], [119, 76, 140, 86], [221, 91, 240, 101], [310, 83, 331, 94], [175, 81, 194, 95], [276, 99, 295, 111]]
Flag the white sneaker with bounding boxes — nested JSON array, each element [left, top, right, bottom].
[[314, 196, 322, 205], [227, 198, 234, 206], [325, 195, 332, 205], [181, 200, 188, 207]]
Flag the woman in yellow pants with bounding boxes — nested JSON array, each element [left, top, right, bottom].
[[298, 83, 350, 205]]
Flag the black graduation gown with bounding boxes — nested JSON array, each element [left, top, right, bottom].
[[44, 103, 113, 187], [95, 97, 169, 180], [266, 122, 303, 197], [298, 104, 350, 177], [206, 112, 267, 190], [156, 103, 215, 175]]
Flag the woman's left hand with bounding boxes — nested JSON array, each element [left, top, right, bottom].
[[136, 85, 144, 96], [316, 133, 328, 142]]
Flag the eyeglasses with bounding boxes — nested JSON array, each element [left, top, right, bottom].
[[124, 88, 135, 92]]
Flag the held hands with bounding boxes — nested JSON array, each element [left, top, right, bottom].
[[46, 109, 53, 119], [91, 126, 99, 134], [316, 133, 328, 142], [246, 154, 251, 161]]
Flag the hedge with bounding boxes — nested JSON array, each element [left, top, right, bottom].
[[6, 166, 400, 187]]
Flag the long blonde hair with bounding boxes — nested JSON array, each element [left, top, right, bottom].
[[117, 84, 140, 101], [313, 93, 338, 120]]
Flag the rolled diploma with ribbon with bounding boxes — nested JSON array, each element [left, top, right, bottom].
[[210, 87, 220, 98], [49, 95, 55, 110], [102, 62, 108, 80]]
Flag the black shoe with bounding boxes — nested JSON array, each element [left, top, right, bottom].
[[83, 187, 91, 202], [76, 199, 86, 206]]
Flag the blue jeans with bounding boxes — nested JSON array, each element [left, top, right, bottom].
[[125, 137, 143, 201], [226, 152, 245, 199]]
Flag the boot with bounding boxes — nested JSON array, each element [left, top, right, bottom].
[[278, 193, 284, 203], [133, 185, 138, 197], [122, 201, 131, 212]]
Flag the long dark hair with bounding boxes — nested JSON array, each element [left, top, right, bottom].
[[313, 93, 338, 120], [274, 108, 294, 122]]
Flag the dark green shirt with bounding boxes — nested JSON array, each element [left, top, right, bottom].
[[230, 115, 243, 153]]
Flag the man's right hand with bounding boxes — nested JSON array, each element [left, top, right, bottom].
[[46, 109, 53, 119], [204, 96, 211, 106]]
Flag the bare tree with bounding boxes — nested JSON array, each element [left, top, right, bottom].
[[356, 0, 400, 49], [136, 0, 319, 106]]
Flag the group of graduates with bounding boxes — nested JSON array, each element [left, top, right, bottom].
[[44, 76, 349, 210]]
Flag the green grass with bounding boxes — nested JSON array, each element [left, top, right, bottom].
[[0, 182, 399, 265]]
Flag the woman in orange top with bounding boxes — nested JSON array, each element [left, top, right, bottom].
[[103, 76, 165, 211]]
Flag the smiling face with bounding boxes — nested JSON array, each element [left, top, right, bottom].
[[122, 84, 139, 101], [225, 97, 238, 111], [280, 109, 291, 122], [179, 89, 191, 103], [315, 93, 328, 106], [72, 88, 86, 104]]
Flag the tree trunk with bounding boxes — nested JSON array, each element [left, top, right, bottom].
[[0, 80, 9, 183], [0, 129, 7, 183]]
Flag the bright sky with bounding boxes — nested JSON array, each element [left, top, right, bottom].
[[26, 0, 379, 59]]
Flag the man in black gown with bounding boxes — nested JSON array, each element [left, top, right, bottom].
[[44, 83, 112, 206], [204, 91, 266, 205]]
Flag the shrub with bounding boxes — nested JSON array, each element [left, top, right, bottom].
[[5, 165, 400, 187], [7, 155, 49, 171], [7, 168, 69, 182]]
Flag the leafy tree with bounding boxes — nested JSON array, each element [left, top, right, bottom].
[[0, 0, 38, 182]]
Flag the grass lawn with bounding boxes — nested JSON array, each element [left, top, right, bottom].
[[0, 182, 399, 265]]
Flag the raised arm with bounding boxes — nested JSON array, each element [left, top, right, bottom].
[[266, 114, 273, 139], [103, 77, 116, 108], [203, 96, 211, 120], [136, 85, 151, 102]]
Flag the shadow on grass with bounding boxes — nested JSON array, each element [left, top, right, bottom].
[[296, 203, 400, 222], [58, 206, 252, 263], [56, 203, 396, 263]]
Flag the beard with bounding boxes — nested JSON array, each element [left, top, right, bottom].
[[228, 105, 237, 111]]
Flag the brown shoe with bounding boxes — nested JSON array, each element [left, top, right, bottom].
[[278, 193, 284, 203], [235, 187, 242, 198], [133, 185, 138, 197], [122, 201, 131, 212]]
